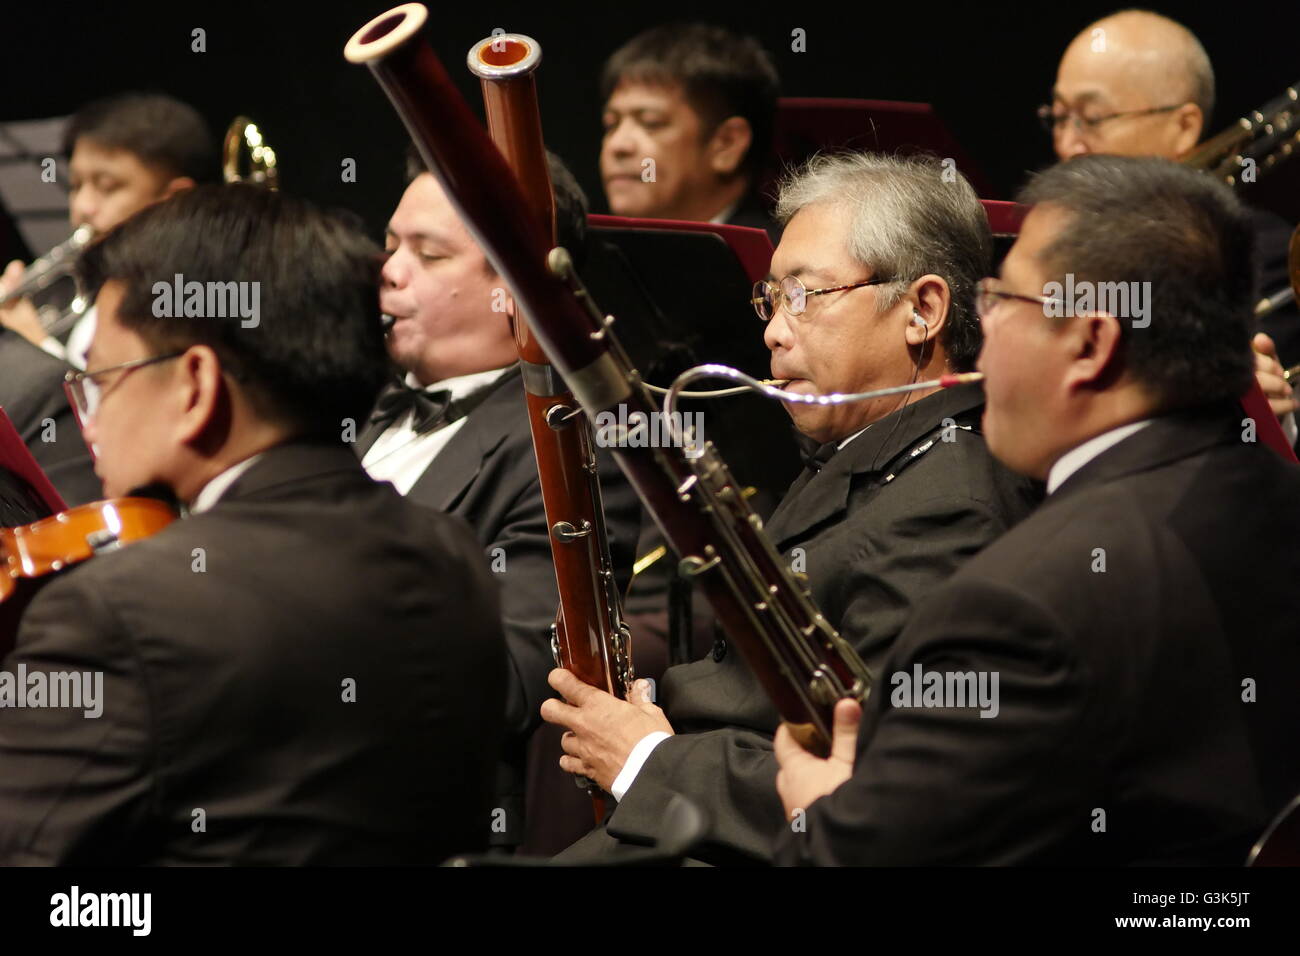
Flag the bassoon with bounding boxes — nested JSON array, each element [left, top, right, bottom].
[[465, 32, 633, 709], [345, 3, 872, 755], [465, 32, 632, 816]]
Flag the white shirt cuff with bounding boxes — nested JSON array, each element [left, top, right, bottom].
[[1282, 411, 1297, 447], [610, 731, 671, 802]]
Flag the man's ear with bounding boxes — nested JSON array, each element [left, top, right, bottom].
[[1171, 103, 1204, 156], [1062, 311, 1125, 390], [707, 116, 753, 177], [173, 345, 229, 448], [159, 176, 196, 202], [904, 275, 951, 348]]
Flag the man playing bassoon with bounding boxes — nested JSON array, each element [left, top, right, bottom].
[[545, 152, 1040, 864]]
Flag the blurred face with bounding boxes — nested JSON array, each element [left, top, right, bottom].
[[68, 138, 179, 235], [762, 203, 918, 444], [381, 173, 516, 385], [79, 282, 181, 497], [600, 80, 727, 220], [1050, 39, 1201, 161], [976, 204, 1078, 478]]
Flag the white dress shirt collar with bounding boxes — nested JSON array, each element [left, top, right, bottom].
[[189, 453, 265, 514], [708, 198, 741, 225], [1046, 419, 1153, 495], [406, 365, 512, 401], [837, 426, 870, 451]]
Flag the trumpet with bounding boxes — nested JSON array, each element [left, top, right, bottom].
[[0, 225, 95, 337], [223, 116, 278, 189]]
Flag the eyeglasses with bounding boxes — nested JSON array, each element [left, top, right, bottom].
[[64, 352, 184, 422], [974, 278, 1065, 320], [1036, 102, 1184, 136], [752, 274, 894, 322]]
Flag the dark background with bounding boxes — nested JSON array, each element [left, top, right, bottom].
[[3, 0, 1299, 245]]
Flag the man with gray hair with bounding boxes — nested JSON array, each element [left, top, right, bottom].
[[544, 152, 1039, 864]]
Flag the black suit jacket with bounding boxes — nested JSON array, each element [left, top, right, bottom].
[[0, 440, 506, 865], [358, 365, 641, 844], [776, 404, 1300, 865], [0, 330, 100, 506], [725, 189, 782, 246], [563, 384, 1040, 863]]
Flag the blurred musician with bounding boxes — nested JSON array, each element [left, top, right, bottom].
[[0, 93, 216, 504], [545, 153, 1040, 864], [1042, 9, 1300, 430], [774, 157, 1300, 865], [360, 151, 641, 851], [599, 23, 781, 241], [0, 184, 507, 864], [2, 92, 215, 365]]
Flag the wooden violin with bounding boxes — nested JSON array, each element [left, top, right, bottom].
[[0, 497, 177, 656]]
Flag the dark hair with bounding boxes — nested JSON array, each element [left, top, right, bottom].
[[600, 23, 779, 179], [63, 93, 218, 183], [76, 183, 389, 435], [1018, 155, 1255, 409], [404, 144, 589, 266]]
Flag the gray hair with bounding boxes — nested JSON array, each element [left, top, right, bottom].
[[774, 152, 992, 371]]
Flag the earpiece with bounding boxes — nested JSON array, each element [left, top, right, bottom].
[[911, 311, 929, 329]]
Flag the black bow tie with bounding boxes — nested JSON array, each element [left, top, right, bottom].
[[795, 432, 839, 473], [369, 382, 458, 435]]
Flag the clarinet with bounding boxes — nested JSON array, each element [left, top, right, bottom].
[[345, 4, 872, 755]]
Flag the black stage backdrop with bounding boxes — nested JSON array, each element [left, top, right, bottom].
[[3, 0, 1299, 251]]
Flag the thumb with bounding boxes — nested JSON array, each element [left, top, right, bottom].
[[830, 698, 862, 765], [632, 678, 656, 705], [0, 259, 25, 293], [1253, 332, 1279, 359]]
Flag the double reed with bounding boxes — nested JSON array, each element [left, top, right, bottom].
[[466, 34, 633, 701], [346, 4, 871, 755]]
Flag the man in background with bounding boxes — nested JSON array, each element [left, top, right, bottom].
[[599, 23, 781, 241], [1042, 9, 1299, 430]]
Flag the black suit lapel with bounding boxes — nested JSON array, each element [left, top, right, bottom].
[[764, 384, 987, 549], [355, 416, 387, 458], [404, 367, 524, 513]]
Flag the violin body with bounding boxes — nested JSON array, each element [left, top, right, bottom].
[[0, 497, 177, 657]]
